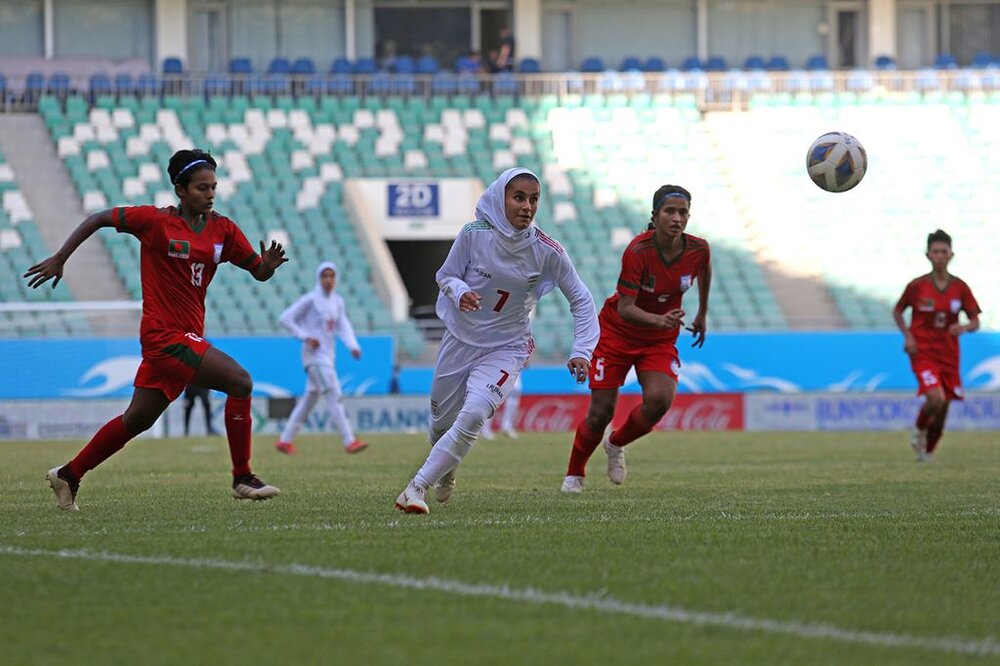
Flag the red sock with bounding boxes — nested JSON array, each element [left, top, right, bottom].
[[68, 415, 133, 479], [926, 425, 944, 453], [567, 420, 604, 477], [225, 396, 253, 476], [916, 410, 932, 430], [609, 404, 656, 447]]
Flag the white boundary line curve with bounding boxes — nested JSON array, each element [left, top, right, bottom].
[[1, 545, 997, 657]]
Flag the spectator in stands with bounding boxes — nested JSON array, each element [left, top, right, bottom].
[[394, 168, 599, 514], [491, 26, 516, 72], [458, 50, 485, 74], [183, 383, 218, 437], [27, 149, 288, 510], [389, 364, 402, 394], [274, 261, 367, 456], [561, 185, 712, 493], [893, 229, 981, 462]]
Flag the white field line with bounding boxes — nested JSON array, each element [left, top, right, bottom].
[[1, 545, 997, 658], [6, 507, 999, 538]]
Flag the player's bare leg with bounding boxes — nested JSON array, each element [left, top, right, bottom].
[[604, 372, 675, 484], [913, 387, 947, 462], [563, 388, 617, 492], [194, 347, 279, 499], [924, 399, 950, 461]]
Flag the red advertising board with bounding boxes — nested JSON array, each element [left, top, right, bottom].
[[493, 393, 744, 432]]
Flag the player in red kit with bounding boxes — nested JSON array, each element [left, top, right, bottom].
[[561, 185, 711, 492], [25, 149, 289, 510], [893, 229, 980, 462]]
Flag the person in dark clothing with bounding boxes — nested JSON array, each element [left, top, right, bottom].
[[184, 384, 219, 436]]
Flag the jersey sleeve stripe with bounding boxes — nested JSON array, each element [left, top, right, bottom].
[[618, 279, 639, 290], [115, 207, 127, 232], [237, 252, 261, 269]]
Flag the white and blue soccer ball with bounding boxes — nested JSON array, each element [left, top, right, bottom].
[[806, 131, 867, 193]]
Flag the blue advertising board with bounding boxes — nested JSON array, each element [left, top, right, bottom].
[[387, 182, 439, 217], [0, 336, 395, 399]]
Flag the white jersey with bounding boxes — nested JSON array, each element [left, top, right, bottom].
[[279, 290, 360, 369], [436, 222, 599, 361]]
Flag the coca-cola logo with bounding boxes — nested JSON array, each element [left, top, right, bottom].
[[657, 399, 737, 431], [519, 398, 585, 432]]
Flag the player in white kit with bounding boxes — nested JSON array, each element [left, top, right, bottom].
[[395, 168, 599, 514], [274, 261, 369, 455]]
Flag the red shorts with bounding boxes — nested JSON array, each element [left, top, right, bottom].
[[911, 358, 963, 401], [589, 328, 680, 390], [135, 330, 212, 401]]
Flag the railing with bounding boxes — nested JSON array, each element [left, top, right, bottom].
[[2, 69, 1000, 113]]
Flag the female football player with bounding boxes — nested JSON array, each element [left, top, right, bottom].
[[395, 167, 599, 514], [561, 184, 712, 492], [893, 229, 980, 462], [25, 149, 288, 510], [274, 260, 368, 455]]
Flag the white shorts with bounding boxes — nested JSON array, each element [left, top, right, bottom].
[[304, 364, 342, 398], [430, 331, 531, 434]]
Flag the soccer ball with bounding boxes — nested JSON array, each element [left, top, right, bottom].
[[806, 131, 867, 192]]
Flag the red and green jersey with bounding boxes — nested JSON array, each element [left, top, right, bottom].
[[601, 231, 711, 344], [895, 273, 981, 371], [115, 206, 261, 352]]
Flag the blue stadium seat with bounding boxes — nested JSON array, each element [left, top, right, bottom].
[[971, 52, 994, 69], [519, 58, 541, 73], [430, 72, 458, 95], [114, 73, 135, 96], [933, 53, 957, 69], [307, 74, 353, 95], [366, 71, 392, 95], [353, 58, 378, 74], [416, 55, 440, 75], [455, 55, 478, 73], [767, 55, 790, 71], [642, 56, 666, 72], [229, 57, 253, 74], [873, 55, 896, 69], [580, 57, 604, 73], [163, 57, 184, 74], [48, 72, 71, 98], [331, 57, 352, 74], [705, 56, 727, 71], [743, 55, 766, 70], [393, 55, 415, 74], [620, 56, 642, 72], [681, 55, 703, 71], [0, 75, 6, 102], [87, 73, 111, 100], [597, 70, 623, 92], [456, 72, 479, 94], [493, 71, 517, 95], [805, 54, 829, 70], [203, 73, 231, 97], [268, 57, 291, 74], [291, 57, 316, 75], [136, 74, 159, 96]]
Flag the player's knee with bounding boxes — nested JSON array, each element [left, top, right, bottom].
[[644, 394, 673, 421], [924, 392, 946, 412], [226, 369, 253, 398], [122, 409, 157, 434], [585, 403, 614, 431]]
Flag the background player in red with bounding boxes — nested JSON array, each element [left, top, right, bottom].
[[561, 185, 711, 492], [893, 229, 980, 462], [24, 149, 289, 510]]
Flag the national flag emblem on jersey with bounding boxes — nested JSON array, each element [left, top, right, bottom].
[[680, 275, 693, 292], [950, 299, 962, 313], [918, 297, 934, 312], [167, 239, 190, 259], [641, 274, 656, 292], [213, 243, 223, 264]]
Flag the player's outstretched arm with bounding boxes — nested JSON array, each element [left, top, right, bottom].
[[251, 240, 288, 281], [23, 209, 116, 288]]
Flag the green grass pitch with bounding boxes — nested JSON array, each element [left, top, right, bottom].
[[2, 431, 998, 665]]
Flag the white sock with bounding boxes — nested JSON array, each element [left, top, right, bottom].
[[413, 446, 461, 490], [325, 394, 356, 445], [280, 392, 319, 442]]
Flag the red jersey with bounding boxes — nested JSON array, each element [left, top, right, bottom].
[[600, 231, 711, 344], [895, 273, 980, 371], [115, 206, 261, 353]]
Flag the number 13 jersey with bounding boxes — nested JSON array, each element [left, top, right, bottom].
[[115, 206, 261, 353]]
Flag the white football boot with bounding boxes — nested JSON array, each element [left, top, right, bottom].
[[911, 429, 928, 461], [560, 475, 584, 493], [434, 469, 456, 503], [232, 474, 280, 500], [395, 481, 429, 514], [604, 434, 627, 485], [46, 466, 79, 511]]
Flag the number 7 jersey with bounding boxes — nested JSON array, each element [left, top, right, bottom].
[[435, 222, 599, 360], [115, 206, 261, 351]]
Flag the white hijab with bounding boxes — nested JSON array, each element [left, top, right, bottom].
[[312, 261, 338, 318], [474, 167, 539, 253]]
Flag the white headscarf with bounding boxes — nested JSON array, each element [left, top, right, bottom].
[[474, 167, 539, 253], [312, 261, 338, 318]]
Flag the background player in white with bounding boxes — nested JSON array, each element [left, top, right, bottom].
[[395, 168, 599, 514], [274, 261, 368, 455]]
